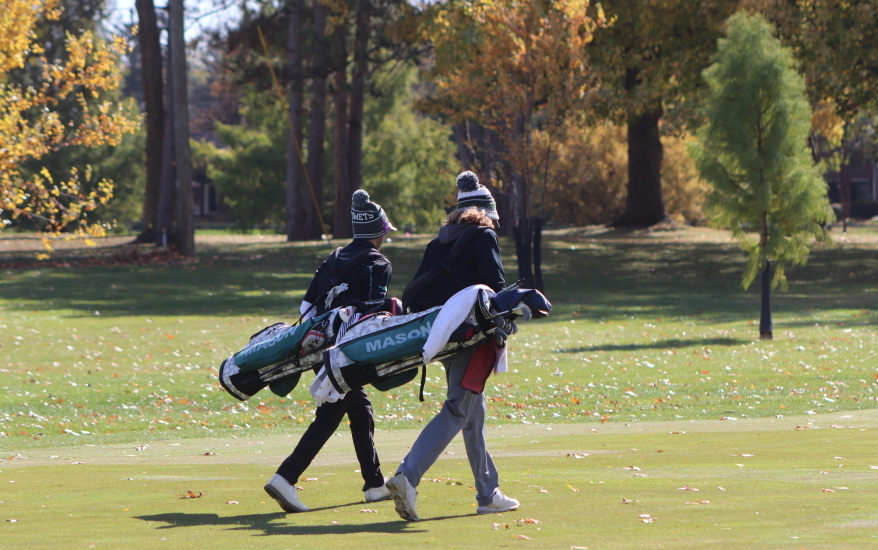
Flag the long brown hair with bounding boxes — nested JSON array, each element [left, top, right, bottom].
[[444, 207, 494, 228]]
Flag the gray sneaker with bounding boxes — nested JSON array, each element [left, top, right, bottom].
[[476, 490, 519, 514], [386, 472, 419, 521], [264, 474, 309, 513]]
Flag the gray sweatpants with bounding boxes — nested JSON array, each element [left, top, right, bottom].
[[397, 347, 499, 506]]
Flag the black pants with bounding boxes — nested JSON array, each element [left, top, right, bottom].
[[276, 387, 384, 491]]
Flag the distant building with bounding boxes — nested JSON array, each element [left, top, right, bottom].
[[825, 162, 878, 219], [192, 168, 233, 222]]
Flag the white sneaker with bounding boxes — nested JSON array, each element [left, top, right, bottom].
[[364, 481, 391, 503], [386, 472, 419, 521], [264, 474, 309, 513], [476, 490, 519, 514]]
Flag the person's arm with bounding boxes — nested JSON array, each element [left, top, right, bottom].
[[475, 229, 505, 292], [300, 259, 327, 318]]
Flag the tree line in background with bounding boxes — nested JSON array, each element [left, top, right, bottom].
[[2, 0, 877, 286]]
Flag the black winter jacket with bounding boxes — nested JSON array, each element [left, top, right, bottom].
[[303, 239, 392, 315], [410, 223, 504, 311]]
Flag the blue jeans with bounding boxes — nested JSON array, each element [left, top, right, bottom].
[[397, 347, 499, 505]]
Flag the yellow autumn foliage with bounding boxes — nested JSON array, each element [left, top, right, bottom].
[[0, 0, 138, 236]]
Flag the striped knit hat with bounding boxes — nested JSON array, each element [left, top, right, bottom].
[[351, 190, 395, 239], [456, 171, 498, 220]]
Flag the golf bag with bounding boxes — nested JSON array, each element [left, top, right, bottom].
[[217, 286, 551, 402]]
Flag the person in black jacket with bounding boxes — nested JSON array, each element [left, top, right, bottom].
[[264, 190, 396, 513], [386, 171, 520, 521]]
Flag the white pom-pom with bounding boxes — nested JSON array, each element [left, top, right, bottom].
[[352, 189, 370, 208], [456, 171, 480, 192]]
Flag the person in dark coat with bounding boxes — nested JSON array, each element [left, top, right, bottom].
[[386, 171, 520, 521], [264, 190, 396, 513]]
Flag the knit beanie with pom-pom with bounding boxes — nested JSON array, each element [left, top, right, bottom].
[[455, 171, 498, 220], [351, 189, 396, 239]]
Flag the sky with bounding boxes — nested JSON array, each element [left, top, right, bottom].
[[105, 0, 247, 40]]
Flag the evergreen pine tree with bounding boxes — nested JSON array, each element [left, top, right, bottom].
[[691, 11, 833, 339]]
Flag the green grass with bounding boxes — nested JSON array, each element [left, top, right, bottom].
[[3, 414, 878, 549], [2, 225, 878, 548]]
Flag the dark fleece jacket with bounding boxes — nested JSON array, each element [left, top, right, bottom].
[[409, 223, 504, 311]]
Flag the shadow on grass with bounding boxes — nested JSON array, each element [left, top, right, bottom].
[[0, 241, 429, 319], [561, 337, 749, 353], [2, 235, 875, 321], [134, 508, 469, 536]]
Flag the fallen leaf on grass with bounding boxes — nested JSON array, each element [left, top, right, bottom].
[[517, 518, 541, 524], [624, 466, 641, 471], [512, 534, 533, 540], [567, 453, 589, 459], [677, 485, 699, 491], [634, 473, 648, 477], [685, 501, 710, 505], [226, 501, 239, 505], [638, 514, 654, 523], [301, 477, 319, 482], [622, 498, 638, 504], [135, 445, 149, 451], [202, 452, 217, 456], [718, 487, 726, 491], [833, 457, 846, 460], [179, 491, 203, 499], [822, 489, 835, 493], [360, 509, 378, 513], [567, 484, 581, 492]]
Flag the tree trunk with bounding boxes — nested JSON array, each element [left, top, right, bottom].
[[332, 21, 351, 240], [759, 260, 773, 340], [613, 106, 669, 227], [168, 0, 195, 257], [134, 0, 163, 243], [452, 122, 476, 170], [510, 111, 534, 287], [347, 0, 371, 193], [511, 172, 534, 288], [304, 0, 329, 240], [532, 216, 543, 292], [840, 163, 851, 232], [155, 58, 176, 247], [286, 0, 306, 241]]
